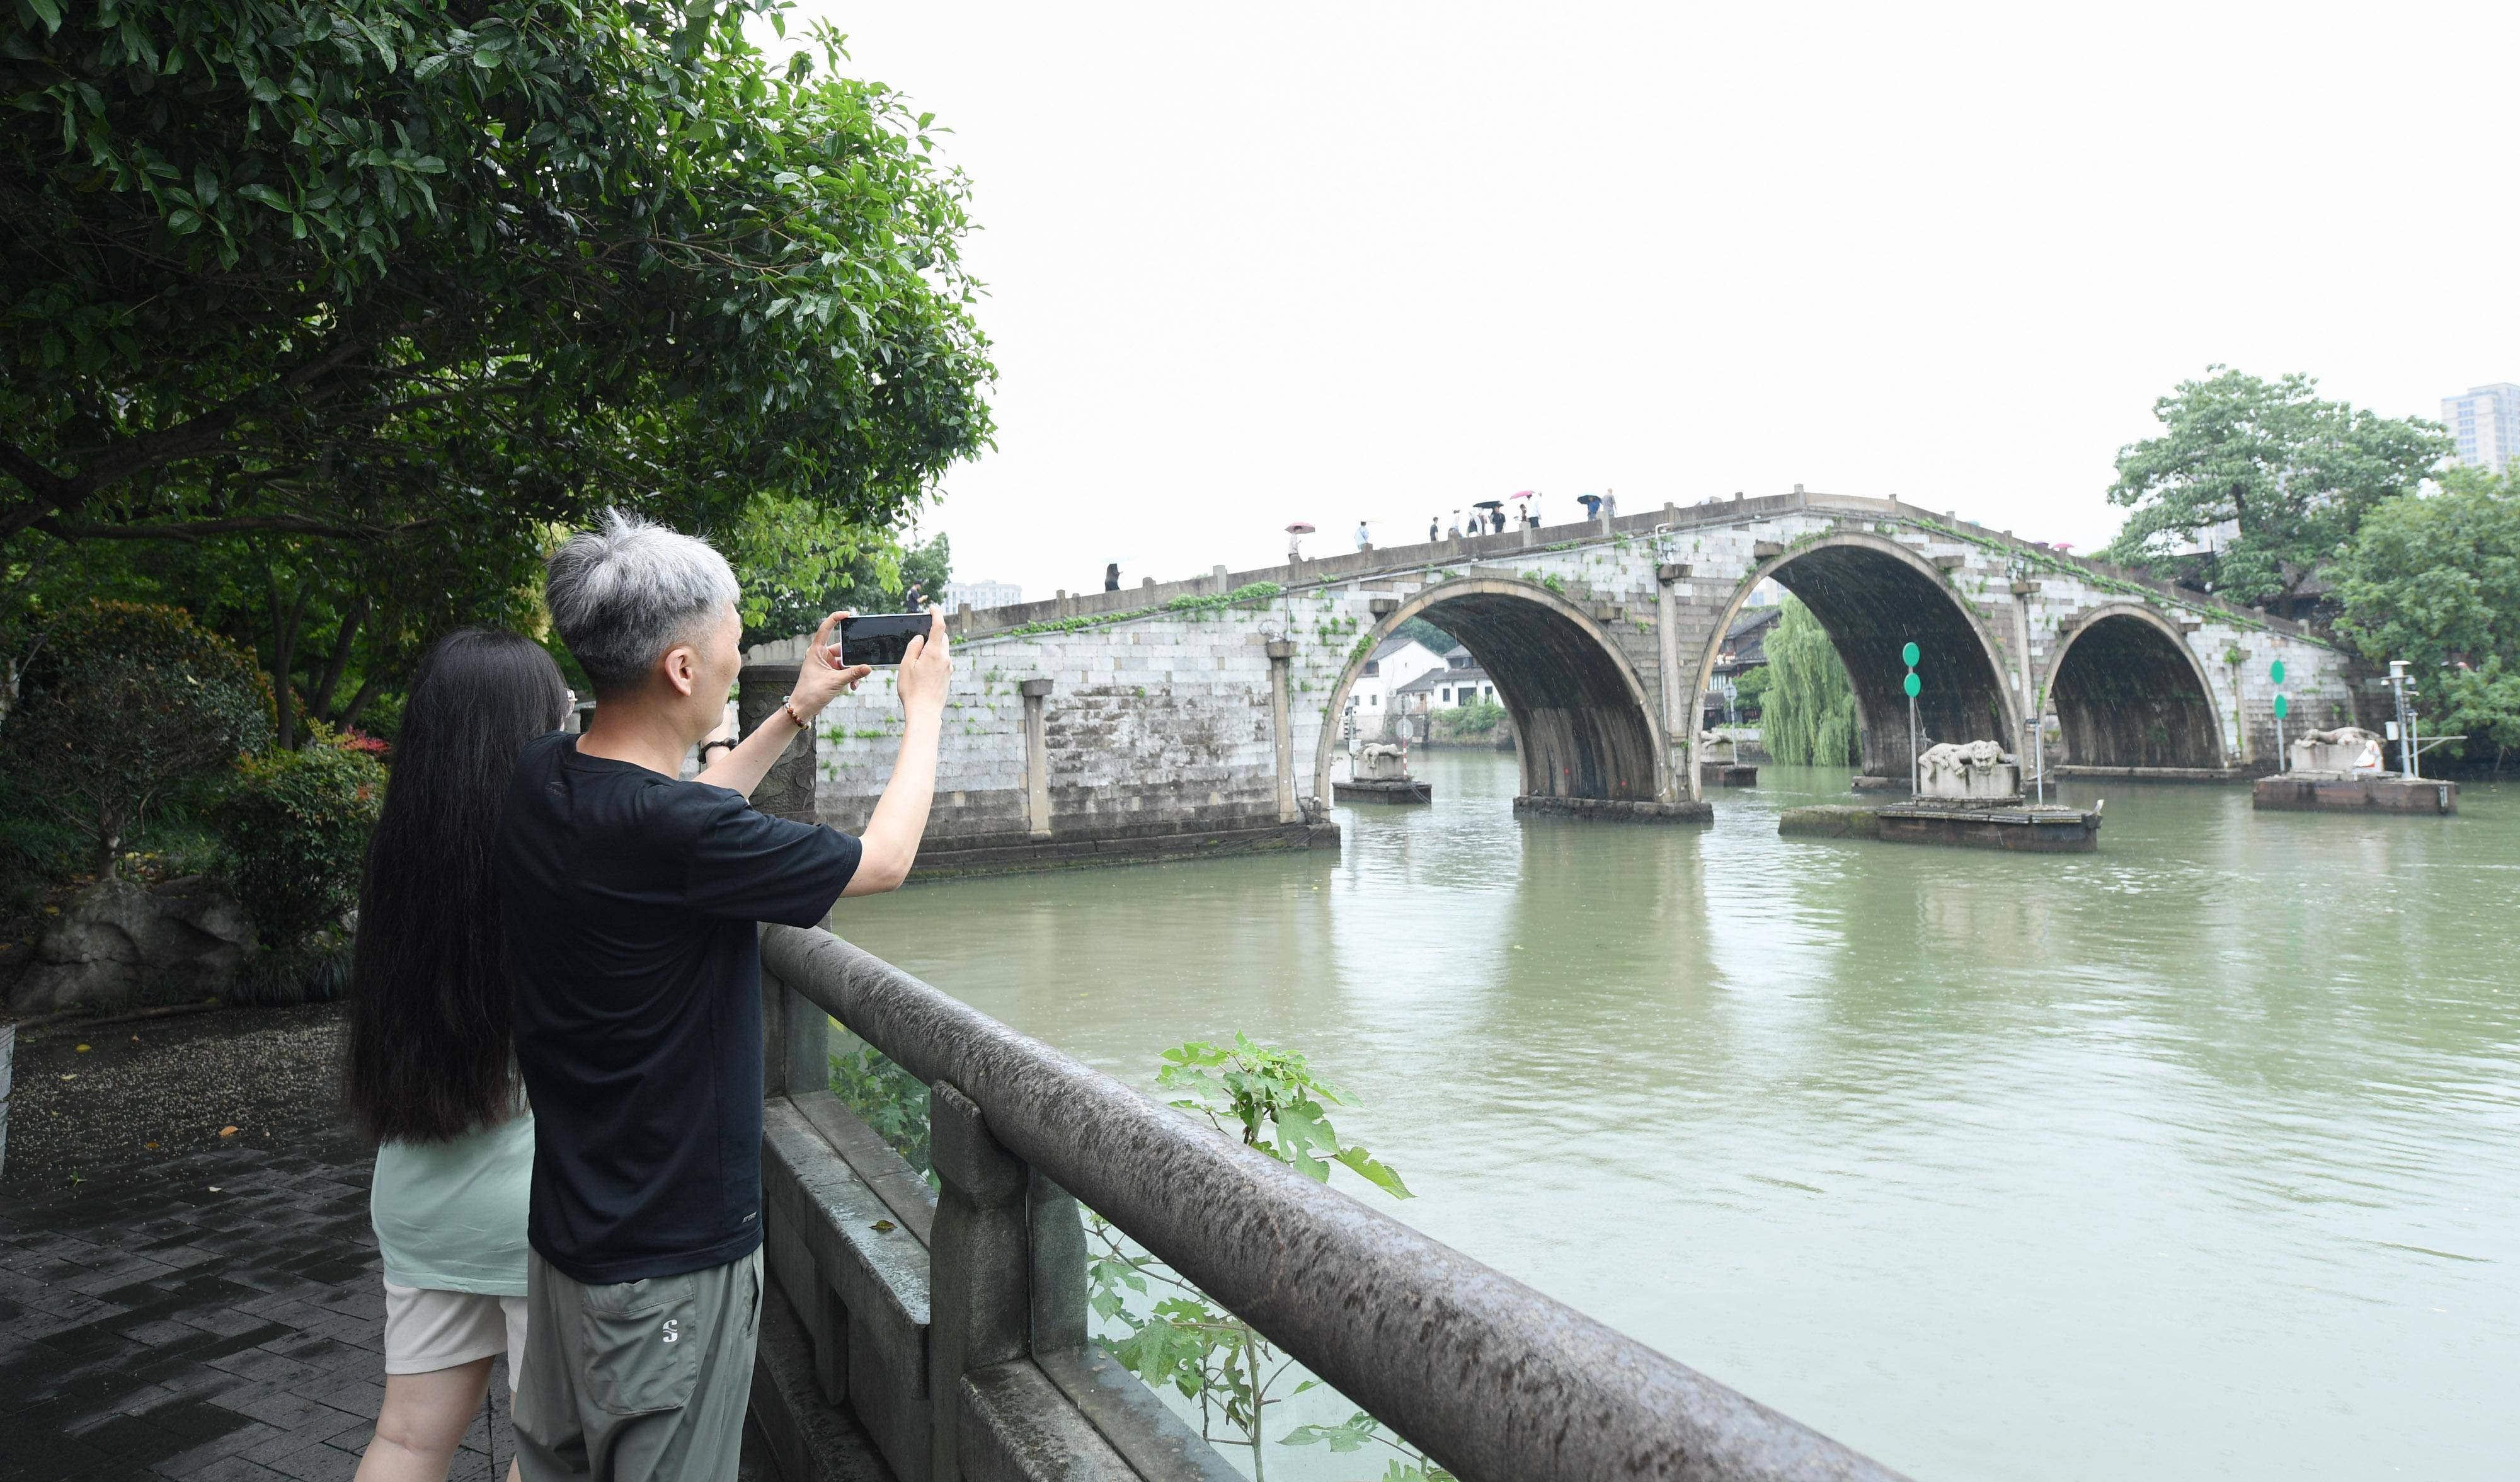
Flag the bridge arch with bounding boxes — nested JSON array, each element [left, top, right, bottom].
[[1693, 532, 2021, 782], [1311, 577, 1670, 808], [2041, 604, 2226, 769]]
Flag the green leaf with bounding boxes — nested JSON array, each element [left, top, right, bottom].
[[25, 0, 61, 32], [1335, 1146, 1414, 1200], [235, 183, 292, 212]]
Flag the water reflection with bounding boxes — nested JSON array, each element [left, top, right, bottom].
[[833, 750, 2520, 1481]]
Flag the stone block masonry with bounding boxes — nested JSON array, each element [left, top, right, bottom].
[[750, 491, 2360, 871]]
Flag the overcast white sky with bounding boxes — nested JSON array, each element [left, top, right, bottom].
[[782, 1, 2519, 599]]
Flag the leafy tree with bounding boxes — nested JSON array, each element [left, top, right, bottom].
[[3, 602, 273, 879], [725, 493, 950, 648], [3, 0, 994, 736], [4, 522, 541, 749], [1730, 661, 1771, 717], [897, 529, 950, 611], [2333, 466, 2520, 767], [1390, 616, 1455, 654], [1760, 599, 1859, 767], [2102, 369, 2449, 616]]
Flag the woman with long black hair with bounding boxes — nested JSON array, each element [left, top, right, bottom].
[[345, 629, 570, 1482]]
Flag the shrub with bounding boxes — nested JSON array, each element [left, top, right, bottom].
[[231, 935, 357, 1006], [2, 602, 273, 880], [1430, 699, 1506, 741], [219, 730, 386, 949]]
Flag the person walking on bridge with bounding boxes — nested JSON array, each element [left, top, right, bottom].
[[496, 512, 953, 1482]]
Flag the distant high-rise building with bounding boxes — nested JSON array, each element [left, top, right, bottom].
[[942, 579, 1022, 612], [2441, 384, 2520, 471]]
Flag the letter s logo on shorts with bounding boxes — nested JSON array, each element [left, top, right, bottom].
[[660, 1319, 680, 1345]]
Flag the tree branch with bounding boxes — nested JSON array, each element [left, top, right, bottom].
[[35, 514, 443, 544], [0, 442, 74, 508], [310, 594, 369, 718], [0, 335, 370, 541], [336, 670, 385, 730]]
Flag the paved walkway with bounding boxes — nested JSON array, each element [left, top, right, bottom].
[[0, 1130, 515, 1482]]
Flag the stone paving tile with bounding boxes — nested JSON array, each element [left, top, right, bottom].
[[0, 1132, 410, 1482], [4, 1112, 825, 1482]]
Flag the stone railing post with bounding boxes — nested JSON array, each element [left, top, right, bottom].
[[742, 662, 827, 1096], [927, 1081, 1034, 1482], [1019, 679, 1054, 839], [1266, 639, 1298, 822], [738, 662, 817, 824]]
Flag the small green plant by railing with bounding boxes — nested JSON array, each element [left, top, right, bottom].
[[1089, 1035, 1444, 1481], [828, 1026, 932, 1177]]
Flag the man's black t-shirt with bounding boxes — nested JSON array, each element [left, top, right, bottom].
[[496, 732, 859, 1284]]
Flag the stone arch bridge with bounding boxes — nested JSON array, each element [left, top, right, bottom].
[[756, 491, 2359, 870]]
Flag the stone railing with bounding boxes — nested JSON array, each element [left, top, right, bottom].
[[751, 924, 1906, 1482]]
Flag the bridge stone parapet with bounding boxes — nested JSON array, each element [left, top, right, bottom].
[[755, 491, 2359, 868]]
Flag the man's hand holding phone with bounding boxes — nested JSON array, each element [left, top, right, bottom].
[[841, 607, 952, 895], [894, 609, 951, 718], [789, 611, 873, 720]]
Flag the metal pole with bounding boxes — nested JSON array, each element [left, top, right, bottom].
[[2033, 693, 2045, 806], [2390, 664, 2412, 778], [1908, 694, 1918, 795]]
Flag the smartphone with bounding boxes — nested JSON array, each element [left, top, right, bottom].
[[840, 612, 932, 667]]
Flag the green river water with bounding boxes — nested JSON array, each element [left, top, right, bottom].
[[830, 748, 2518, 1480]]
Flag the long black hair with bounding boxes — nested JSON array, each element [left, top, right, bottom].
[[345, 629, 569, 1144]]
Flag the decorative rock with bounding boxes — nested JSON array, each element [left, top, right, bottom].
[[5, 876, 257, 1014]]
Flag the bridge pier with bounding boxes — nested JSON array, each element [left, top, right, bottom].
[[1266, 638, 1298, 822], [1654, 562, 1698, 803]]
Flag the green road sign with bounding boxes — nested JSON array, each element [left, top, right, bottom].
[[1903, 672, 1922, 698], [1902, 641, 1920, 667], [2274, 692, 2289, 719], [2271, 659, 2286, 686]]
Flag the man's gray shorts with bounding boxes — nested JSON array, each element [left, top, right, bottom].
[[516, 1247, 762, 1482]]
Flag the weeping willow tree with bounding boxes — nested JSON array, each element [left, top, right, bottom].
[[1760, 598, 1862, 766]]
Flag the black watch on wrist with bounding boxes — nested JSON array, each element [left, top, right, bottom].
[[699, 738, 737, 761]]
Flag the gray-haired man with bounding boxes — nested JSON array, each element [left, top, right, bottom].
[[496, 511, 950, 1480]]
